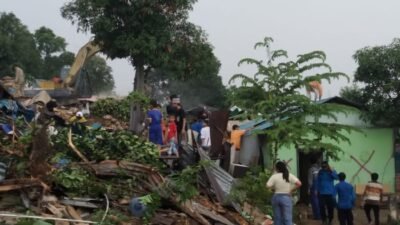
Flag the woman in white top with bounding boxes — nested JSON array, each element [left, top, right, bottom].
[[266, 161, 302, 225]]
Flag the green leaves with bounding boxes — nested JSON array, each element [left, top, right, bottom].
[[52, 167, 92, 195], [62, 0, 199, 66], [91, 91, 150, 122], [229, 37, 354, 161], [159, 163, 203, 203], [0, 12, 42, 77], [51, 127, 161, 168], [254, 37, 274, 50], [85, 56, 115, 94], [34, 26, 67, 58], [229, 167, 273, 214], [352, 39, 400, 126]]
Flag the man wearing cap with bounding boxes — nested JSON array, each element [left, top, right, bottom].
[[69, 111, 87, 135], [69, 111, 87, 123]]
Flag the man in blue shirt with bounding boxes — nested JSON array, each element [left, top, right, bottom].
[[308, 157, 321, 220], [335, 172, 355, 225], [316, 161, 338, 225], [190, 118, 203, 145]]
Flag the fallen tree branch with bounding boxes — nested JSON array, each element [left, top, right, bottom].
[[99, 194, 110, 225], [350, 150, 374, 183], [68, 128, 89, 163]]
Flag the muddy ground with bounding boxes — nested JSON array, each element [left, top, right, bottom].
[[296, 205, 390, 225]]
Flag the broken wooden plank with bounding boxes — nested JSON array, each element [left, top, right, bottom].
[[45, 203, 63, 218], [193, 202, 235, 225], [0, 178, 45, 192], [66, 206, 88, 225], [176, 201, 211, 225], [60, 199, 99, 209]]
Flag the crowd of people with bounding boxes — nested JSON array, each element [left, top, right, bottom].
[[146, 95, 185, 156], [147, 97, 386, 225], [267, 160, 384, 225], [146, 94, 216, 155]]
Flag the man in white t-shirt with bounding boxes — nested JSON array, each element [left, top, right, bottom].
[[200, 120, 211, 150]]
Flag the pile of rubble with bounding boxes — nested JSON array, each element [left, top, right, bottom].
[[0, 161, 250, 225], [0, 88, 259, 225]]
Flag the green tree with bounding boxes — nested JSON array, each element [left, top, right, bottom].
[[85, 56, 115, 94], [230, 37, 354, 162], [147, 41, 227, 109], [42, 51, 75, 79], [353, 39, 400, 126], [227, 86, 265, 113], [61, 0, 209, 132], [34, 26, 67, 58], [148, 69, 227, 109], [0, 12, 42, 78], [339, 84, 364, 104], [33, 27, 71, 79]]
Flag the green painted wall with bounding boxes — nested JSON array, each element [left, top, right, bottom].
[[266, 128, 395, 191]]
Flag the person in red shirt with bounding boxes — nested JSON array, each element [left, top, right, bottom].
[[165, 114, 178, 156]]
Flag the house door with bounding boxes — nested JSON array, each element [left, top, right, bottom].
[[297, 151, 323, 205]]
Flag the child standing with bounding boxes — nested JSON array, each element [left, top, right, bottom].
[[363, 173, 383, 225], [166, 114, 178, 156], [335, 172, 355, 225]]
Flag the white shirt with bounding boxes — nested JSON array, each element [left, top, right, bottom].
[[266, 172, 300, 194], [364, 182, 383, 203], [200, 126, 211, 147]]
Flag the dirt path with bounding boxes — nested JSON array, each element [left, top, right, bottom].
[[295, 205, 389, 225]]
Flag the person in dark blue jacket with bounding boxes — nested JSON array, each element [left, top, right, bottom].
[[316, 161, 338, 225], [308, 157, 321, 220], [335, 172, 355, 225]]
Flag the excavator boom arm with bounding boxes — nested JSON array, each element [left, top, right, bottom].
[[63, 41, 101, 88]]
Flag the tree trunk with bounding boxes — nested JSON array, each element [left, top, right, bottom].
[[271, 142, 278, 170], [129, 62, 145, 134]]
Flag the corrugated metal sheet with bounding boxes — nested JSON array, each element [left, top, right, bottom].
[[239, 118, 265, 130], [244, 121, 273, 136], [198, 147, 234, 204]]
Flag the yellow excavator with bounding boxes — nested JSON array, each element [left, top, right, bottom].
[[27, 40, 101, 100]]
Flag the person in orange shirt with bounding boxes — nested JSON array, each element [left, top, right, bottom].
[[231, 125, 246, 151], [229, 125, 251, 167]]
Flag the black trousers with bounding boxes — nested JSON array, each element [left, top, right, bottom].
[[319, 194, 335, 222], [338, 208, 353, 225], [364, 204, 380, 225]]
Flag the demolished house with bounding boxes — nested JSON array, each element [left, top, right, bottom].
[[0, 87, 258, 225]]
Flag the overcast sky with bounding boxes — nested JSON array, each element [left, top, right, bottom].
[[3, 0, 400, 97]]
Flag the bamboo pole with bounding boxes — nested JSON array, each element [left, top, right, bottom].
[[0, 213, 97, 224]]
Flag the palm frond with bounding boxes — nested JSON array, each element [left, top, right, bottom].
[[298, 63, 332, 73], [270, 49, 288, 61], [229, 73, 259, 87], [254, 37, 274, 50], [297, 51, 327, 64], [238, 58, 262, 67]]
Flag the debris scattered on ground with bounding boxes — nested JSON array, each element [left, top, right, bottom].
[[0, 90, 252, 225]]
